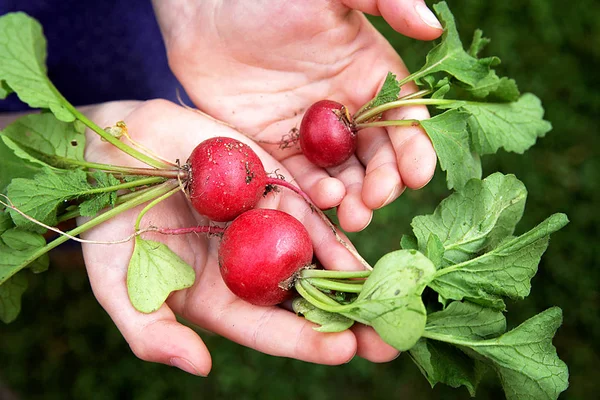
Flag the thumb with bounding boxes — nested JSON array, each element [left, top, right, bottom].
[[342, 0, 443, 40]]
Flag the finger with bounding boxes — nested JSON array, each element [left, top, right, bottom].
[[80, 220, 212, 376], [328, 157, 373, 232], [352, 323, 401, 362], [356, 126, 404, 209], [383, 103, 437, 189], [179, 264, 358, 365], [342, 0, 443, 41], [280, 153, 346, 210], [354, 48, 436, 197]]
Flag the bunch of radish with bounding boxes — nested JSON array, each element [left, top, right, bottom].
[[182, 136, 326, 305]]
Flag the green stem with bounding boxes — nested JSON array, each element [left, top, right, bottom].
[[64, 157, 185, 179], [54, 85, 172, 169], [353, 88, 432, 119], [56, 184, 163, 223], [396, 68, 433, 89], [2, 181, 179, 285], [305, 277, 364, 293], [354, 98, 457, 124], [301, 281, 346, 307], [57, 209, 82, 223], [398, 89, 432, 101], [295, 281, 343, 313], [300, 269, 371, 279], [355, 119, 419, 130], [84, 176, 166, 196], [134, 186, 182, 231]]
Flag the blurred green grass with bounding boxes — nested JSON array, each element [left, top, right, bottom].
[[1, 0, 599, 398]]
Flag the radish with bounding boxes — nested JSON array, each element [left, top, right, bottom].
[[299, 100, 357, 168], [186, 137, 268, 222], [218, 208, 314, 306], [186, 136, 325, 223]]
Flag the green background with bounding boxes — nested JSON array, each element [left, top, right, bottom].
[[1, 0, 599, 398]]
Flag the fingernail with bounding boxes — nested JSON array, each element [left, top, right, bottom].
[[345, 350, 358, 364], [358, 212, 373, 231], [415, 2, 443, 29], [170, 357, 205, 377], [380, 184, 404, 209]]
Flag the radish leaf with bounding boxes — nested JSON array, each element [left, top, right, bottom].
[[424, 306, 569, 400], [1, 113, 85, 161], [370, 72, 401, 108], [292, 298, 354, 332], [0, 13, 74, 121], [456, 94, 552, 155], [411, 173, 527, 266], [127, 237, 195, 314], [0, 271, 28, 323], [409, 301, 504, 395], [0, 224, 48, 285], [78, 172, 120, 217], [413, 2, 501, 98], [430, 213, 569, 309], [6, 169, 121, 232], [341, 250, 436, 351], [0, 139, 42, 192], [419, 109, 481, 190], [409, 338, 487, 396]]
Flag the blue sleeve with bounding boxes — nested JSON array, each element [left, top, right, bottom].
[[0, 0, 183, 112]]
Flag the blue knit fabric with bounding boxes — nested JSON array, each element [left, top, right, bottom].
[[0, 0, 183, 111]]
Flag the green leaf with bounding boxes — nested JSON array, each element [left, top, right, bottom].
[[412, 173, 527, 266], [425, 233, 445, 268], [409, 301, 506, 396], [409, 301, 505, 396], [467, 29, 490, 57], [0, 13, 74, 121], [78, 171, 120, 216], [429, 213, 569, 309], [461, 93, 552, 155], [425, 301, 507, 340], [127, 237, 196, 313], [0, 137, 42, 192], [409, 339, 487, 396], [1, 135, 53, 168], [292, 297, 354, 333], [0, 79, 13, 99], [431, 82, 451, 99], [0, 271, 28, 323], [6, 169, 122, 231], [400, 234, 418, 250], [341, 250, 436, 351], [0, 227, 47, 285], [6, 169, 90, 232], [420, 76, 452, 99], [413, 2, 500, 97], [419, 109, 481, 190], [0, 212, 12, 233], [426, 307, 569, 400], [1, 113, 85, 161], [370, 72, 401, 108], [484, 77, 520, 102]]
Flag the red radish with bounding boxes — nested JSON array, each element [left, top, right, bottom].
[[186, 137, 267, 222], [299, 100, 357, 168], [218, 209, 313, 306]]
